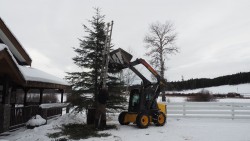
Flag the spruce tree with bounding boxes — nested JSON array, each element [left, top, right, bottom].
[[66, 8, 126, 111]]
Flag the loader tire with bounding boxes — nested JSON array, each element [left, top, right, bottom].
[[136, 112, 150, 128], [118, 112, 129, 125], [154, 112, 166, 126]]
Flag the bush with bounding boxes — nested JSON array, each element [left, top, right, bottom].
[[47, 123, 116, 140], [187, 89, 215, 102], [227, 92, 242, 98]]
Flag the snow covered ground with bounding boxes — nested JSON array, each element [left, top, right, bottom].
[[0, 112, 86, 141], [160, 96, 250, 103], [1, 112, 250, 141], [168, 83, 250, 96], [106, 118, 250, 141], [1, 84, 250, 141]]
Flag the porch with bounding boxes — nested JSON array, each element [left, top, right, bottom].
[[0, 74, 70, 133]]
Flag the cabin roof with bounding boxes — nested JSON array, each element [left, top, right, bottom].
[[0, 17, 32, 65], [0, 43, 69, 89]]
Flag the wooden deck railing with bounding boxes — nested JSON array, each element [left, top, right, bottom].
[[10, 103, 68, 129], [10, 105, 39, 128]]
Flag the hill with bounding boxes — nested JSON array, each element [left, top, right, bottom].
[[167, 71, 250, 91]]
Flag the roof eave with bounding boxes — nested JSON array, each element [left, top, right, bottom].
[[0, 17, 32, 65]]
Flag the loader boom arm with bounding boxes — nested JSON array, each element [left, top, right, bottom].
[[129, 58, 167, 86]]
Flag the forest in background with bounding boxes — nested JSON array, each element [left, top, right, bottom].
[[167, 71, 250, 91]]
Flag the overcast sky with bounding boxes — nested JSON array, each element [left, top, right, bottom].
[[1, 0, 250, 82]]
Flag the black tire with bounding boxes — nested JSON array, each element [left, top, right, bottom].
[[118, 111, 129, 125], [154, 112, 166, 126], [136, 112, 150, 128]]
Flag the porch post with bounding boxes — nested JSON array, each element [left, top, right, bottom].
[[60, 89, 64, 103], [0, 75, 11, 133], [23, 88, 29, 106], [2, 75, 10, 104], [39, 89, 44, 105]]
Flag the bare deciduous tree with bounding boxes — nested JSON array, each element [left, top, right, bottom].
[[144, 21, 178, 81]]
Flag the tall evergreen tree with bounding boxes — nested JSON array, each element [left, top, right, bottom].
[[66, 8, 126, 111]]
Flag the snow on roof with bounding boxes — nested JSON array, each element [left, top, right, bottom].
[[19, 66, 69, 86], [40, 103, 69, 109], [0, 43, 6, 51], [0, 18, 32, 65], [0, 43, 19, 65], [1, 43, 69, 86]]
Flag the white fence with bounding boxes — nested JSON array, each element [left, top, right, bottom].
[[167, 102, 250, 119]]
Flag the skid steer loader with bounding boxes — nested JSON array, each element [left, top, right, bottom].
[[108, 48, 167, 128]]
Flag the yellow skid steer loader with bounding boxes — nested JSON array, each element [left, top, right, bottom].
[[109, 48, 167, 128]]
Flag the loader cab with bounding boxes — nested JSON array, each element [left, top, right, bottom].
[[128, 89, 140, 112], [128, 85, 159, 113]]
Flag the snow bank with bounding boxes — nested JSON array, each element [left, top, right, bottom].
[[168, 83, 250, 95], [26, 115, 46, 127]]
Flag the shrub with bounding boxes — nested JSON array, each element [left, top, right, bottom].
[[227, 92, 242, 98], [187, 89, 215, 102], [47, 123, 116, 140]]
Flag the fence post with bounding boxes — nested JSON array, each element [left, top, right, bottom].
[[183, 102, 186, 117], [231, 103, 235, 120]]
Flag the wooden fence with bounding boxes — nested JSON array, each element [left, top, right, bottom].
[[167, 102, 250, 119]]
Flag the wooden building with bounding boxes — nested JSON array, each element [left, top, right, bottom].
[[0, 17, 70, 133]]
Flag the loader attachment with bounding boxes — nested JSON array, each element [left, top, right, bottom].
[[108, 48, 133, 72]]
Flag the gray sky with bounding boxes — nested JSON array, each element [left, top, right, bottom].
[[1, 0, 250, 81]]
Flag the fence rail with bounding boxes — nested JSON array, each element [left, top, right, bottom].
[[167, 102, 250, 119]]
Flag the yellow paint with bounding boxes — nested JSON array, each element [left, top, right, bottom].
[[140, 115, 149, 126], [122, 103, 167, 124], [157, 113, 165, 124], [124, 113, 137, 123], [158, 103, 167, 114]]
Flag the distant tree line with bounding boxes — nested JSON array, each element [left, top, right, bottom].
[[167, 71, 250, 91]]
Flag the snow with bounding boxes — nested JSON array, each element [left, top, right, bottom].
[[1, 112, 250, 141], [0, 20, 32, 63], [0, 43, 69, 86], [158, 96, 250, 103], [0, 44, 6, 51], [40, 103, 69, 109], [0, 112, 85, 141], [168, 83, 250, 96], [162, 96, 187, 103], [0, 44, 19, 65], [26, 115, 46, 127], [105, 118, 250, 141], [19, 66, 69, 86], [218, 98, 250, 103]]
